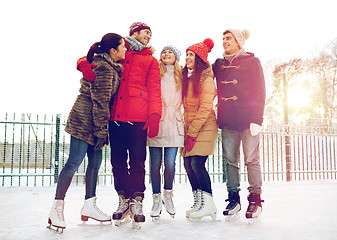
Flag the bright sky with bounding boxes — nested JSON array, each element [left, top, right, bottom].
[[1, 0, 336, 115]]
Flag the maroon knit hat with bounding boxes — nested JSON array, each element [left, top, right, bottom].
[[129, 22, 152, 36], [186, 38, 214, 63]]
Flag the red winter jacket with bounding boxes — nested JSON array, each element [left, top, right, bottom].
[[110, 41, 162, 122]]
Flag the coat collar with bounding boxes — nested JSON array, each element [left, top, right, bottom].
[[200, 63, 214, 83], [125, 36, 152, 55], [97, 53, 123, 72]]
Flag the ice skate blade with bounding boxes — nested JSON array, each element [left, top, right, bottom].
[[247, 217, 261, 224], [81, 215, 112, 223], [188, 215, 220, 223], [224, 212, 240, 222], [79, 221, 112, 227], [188, 218, 221, 223], [46, 225, 65, 234], [114, 215, 131, 227], [132, 221, 142, 230], [151, 216, 160, 221]]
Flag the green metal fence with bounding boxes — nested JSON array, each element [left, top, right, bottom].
[[1, 112, 337, 187]]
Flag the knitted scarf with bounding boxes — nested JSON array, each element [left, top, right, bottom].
[[125, 36, 146, 52], [223, 48, 246, 64]]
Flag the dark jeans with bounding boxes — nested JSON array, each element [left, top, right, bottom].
[[184, 155, 212, 195], [149, 147, 178, 194], [55, 136, 102, 200], [109, 121, 147, 198]]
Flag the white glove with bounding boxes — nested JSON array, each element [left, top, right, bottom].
[[250, 123, 262, 136]]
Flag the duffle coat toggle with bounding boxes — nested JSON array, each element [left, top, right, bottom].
[[221, 96, 238, 101], [221, 65, 240, 70], [221, 79, 238, 85]]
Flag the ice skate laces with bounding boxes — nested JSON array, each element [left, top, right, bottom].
[[163, 191, 174, 209], [56, 206, 65, 221], [117, 196, 129, 213], [225, 198, 238, 209], [130, 197, 143, 215]]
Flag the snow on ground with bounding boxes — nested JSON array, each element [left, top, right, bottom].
[[1, 181, 337, 240]]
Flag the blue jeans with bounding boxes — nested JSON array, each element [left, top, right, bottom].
[[221, 128, 262, 194], [184, 155, 213, 195], [55, 136, 102, 200], [149, 147, 178, 194]]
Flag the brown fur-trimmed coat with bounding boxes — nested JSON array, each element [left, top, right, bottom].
[[181, 64, 218, 157], [65, 53, 123, 146]]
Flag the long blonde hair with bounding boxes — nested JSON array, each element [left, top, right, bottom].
[[159, 59, 182, 91]]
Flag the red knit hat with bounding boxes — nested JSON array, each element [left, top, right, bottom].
[[129, 22, 152, 36], [186, 38, 214, 63]]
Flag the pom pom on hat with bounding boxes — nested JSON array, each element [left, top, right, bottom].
[[203, 38, 214, 53], [223, 29, 250, 48], [186, 38, 214, 63]]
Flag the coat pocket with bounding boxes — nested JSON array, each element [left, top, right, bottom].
[[127, 87, 149, 119], [176, 114, 184, 136]]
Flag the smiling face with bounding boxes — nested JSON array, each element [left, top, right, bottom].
[[186, 50, 196, 70], [223, 32, 240, 55], [133, 29, 152, 45], [161, 49, 176, 65]]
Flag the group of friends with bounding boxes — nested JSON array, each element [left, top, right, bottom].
[[47, 21, 266, 232]]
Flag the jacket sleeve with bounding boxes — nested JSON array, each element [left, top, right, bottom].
[[187, 76, 216, 137], [90, 63, 114, 138], [249, 58, 266, 125], [212, 59, 219, 78], [147, 57, 162, 117]]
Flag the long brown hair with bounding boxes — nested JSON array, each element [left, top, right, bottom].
[[182, 54, 208, 98]]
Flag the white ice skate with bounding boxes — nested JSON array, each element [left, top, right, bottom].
[[150, 193, 162, 221], [47, 200, 66, 233], [81, 197, 111, 223], [189, 191, 217, 221], [186, 189, 201, 218], [162, 189, 176, 218]]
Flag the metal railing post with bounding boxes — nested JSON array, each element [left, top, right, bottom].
[[283, 74, 292, 181], [54, 114, 61, 183]]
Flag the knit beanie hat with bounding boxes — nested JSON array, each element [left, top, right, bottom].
[[223, 29, 250, 49], [129, 22, 152, 36], [161, 45, 181, 62], [186, 38, 214, 63]]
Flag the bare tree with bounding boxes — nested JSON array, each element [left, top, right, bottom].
[[271, 59, 305, 124], [307, 38, 337, 126]]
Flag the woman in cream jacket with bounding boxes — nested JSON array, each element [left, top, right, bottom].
[[147, 45, 184, 219]]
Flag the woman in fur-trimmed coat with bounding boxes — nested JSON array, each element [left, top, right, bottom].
[[48, 33, 126, 232]]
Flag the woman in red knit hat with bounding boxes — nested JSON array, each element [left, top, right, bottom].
[[181, 39, 218, 220]]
